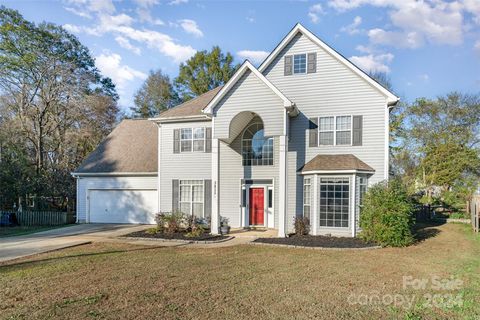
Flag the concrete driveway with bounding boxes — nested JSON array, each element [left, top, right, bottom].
[[0, 224, 148, 263]]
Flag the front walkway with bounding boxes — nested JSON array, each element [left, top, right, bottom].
[[0, 225, 280, 263]]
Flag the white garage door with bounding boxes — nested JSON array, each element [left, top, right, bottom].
[[88, 189, 157, 224]]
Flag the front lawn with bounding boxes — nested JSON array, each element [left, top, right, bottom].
[[1, 223, 480, 319]]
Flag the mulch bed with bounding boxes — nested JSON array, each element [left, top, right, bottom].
[[125, 230, 229, 242], [253, 235, 377, 248]]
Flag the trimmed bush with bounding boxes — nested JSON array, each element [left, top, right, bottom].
[[359, 179, 415, 247], [155, 211, 186, 235], [294, 216, 310, 236]]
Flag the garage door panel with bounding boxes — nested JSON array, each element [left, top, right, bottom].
[[89, 190, 157, 224]]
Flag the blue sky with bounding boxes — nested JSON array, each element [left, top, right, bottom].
[[2, 0, 480, 112]]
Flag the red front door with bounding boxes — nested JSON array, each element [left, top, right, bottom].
[[249, 188, 264, 226]]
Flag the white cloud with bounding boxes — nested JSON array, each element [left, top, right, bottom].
[[178, 19, 203, 37], [87, 0, 115, 14], [169, 0, 188, 5], [308, 4, 325, 24], [237, 50, 270, 64], [96, 53, 147, 87], [328, 0, 468, 48], [115, 36, 141, 55], [62, 0, 197, 63], [133, 0, 159, 7], [136, 8, 164, 25], [63, 24, 81, 33], [64, 6, 92, 19], [349, 53, 394, 73], [341, 15, 362, 35], [246, 16, 255, 23], [368, 28, 424, 48], [95, 52, 147, 105]]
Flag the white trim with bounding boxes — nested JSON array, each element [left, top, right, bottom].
[[179, 126, 207, 153], [157, 123, 162, 212], [211, 131, 220, 234], [75, 177, 80, 223], [317, 175, 352, 231], [299, 169, 374, 175], [317, 115, 354, 146], [149, 115, 211, 123], [258, 23, 399, 105], [278, 109, 288, 237], [385, 100, 390, 180], [267, 185, 274, 228], [203, 60, 294, 115], [72, 172, 158, 177]]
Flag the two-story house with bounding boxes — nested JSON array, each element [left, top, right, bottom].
[[73, 24, 398, 237]]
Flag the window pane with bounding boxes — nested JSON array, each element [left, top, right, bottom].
[[193, 128, 204, 139], [268, 189, 273, 208], [336, 131, 351, 145], [242, 122, 273, 166], [181, 140, 192, 152], [192, 185, 204, 202], [319, 132, 334, 145], [336, 116, 351, 130], [193, 140, 204, 152], [319, 178, 349, 228], [180, 203, 190, 215], [181, 128, 192, 139], [319, 117, 334, 131], [293, 54, 306, 74], [192, 203, 203, 217]]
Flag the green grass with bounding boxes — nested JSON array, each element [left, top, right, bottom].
[[1, 223, 479, 319], [0, 225, 70, 238]]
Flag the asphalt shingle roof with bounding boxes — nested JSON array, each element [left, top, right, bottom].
[[301, 154, 375, 172], [74, 119, 158, 174]]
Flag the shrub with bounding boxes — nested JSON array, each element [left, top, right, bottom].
[[155, 211, 186, 235], [359, 179, 415, 247], [294, 216, 310, 236], [145, 227, 159, 235], [185, 224, 205, 238]]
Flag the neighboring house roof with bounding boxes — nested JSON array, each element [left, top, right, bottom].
[[258, 23, 399, 106], [203, 60, 298, 116], [151, 86, 223, 122], [300, 154, 375, 173], [73, 119, 158, 175]]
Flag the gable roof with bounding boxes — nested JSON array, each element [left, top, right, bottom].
[[258, 23, 399, 106], [300, 154, 375, 173], [150, 86, 222, 122], [202, 60, 296, 115], [73, 119, 158, 175]]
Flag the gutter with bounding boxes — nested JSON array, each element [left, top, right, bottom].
[[148, 114, 211, 123], [71, 172, 158, 178]]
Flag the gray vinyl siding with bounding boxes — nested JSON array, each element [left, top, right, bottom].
[[76, 176, 158, 223], [214, 69, 285, 141], [218, 124, 280, 229], [158, 120, 212, 213], [263, 32, 388, 233]]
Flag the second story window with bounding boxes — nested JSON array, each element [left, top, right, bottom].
[[242, 122, 273, 166], [336, 116, 351, 145], [293, 54, 306, 74], [180, 128, 205, 152]]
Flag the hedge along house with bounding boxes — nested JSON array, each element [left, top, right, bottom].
[[73, 23, 398, 237]]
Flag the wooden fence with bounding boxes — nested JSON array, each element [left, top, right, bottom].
[[0, 210, 76, 226], [467, 196, 480, 233]]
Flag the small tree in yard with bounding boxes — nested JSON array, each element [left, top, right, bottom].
[[360, 179, 415, 247]]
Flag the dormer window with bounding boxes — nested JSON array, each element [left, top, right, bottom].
[[293, 54, 306, 74]]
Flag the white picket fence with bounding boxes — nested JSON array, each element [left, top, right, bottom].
[[468, 196, 480, 233]]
